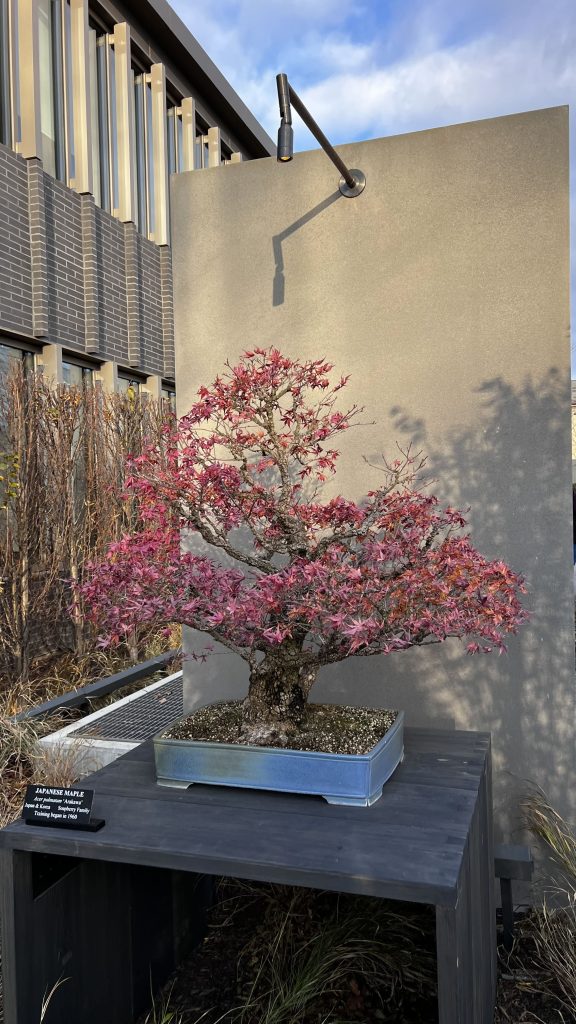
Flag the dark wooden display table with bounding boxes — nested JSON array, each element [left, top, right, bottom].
[[0, 727, 495, 1024]]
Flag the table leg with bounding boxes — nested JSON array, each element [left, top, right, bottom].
[[436, 882, 473, 1022], [436, 756, 496, 1024], [0, 848, 37, 1024], [0, 848, 213, 1024], [1, 848, 134, 1024]]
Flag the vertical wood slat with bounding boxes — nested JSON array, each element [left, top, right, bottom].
[[113, 21, 136, 224], [70, 0, 92, 194], [469, 800, 484, 1024], [0, 849, 36, 1024], [34, 858, 132, 1024], [436, 875, 469, 1022], [207, 125, 221, 167], [181, 96, 195, 171], [436, 754, 496, 1024], [484, 744, 497, 1002], [150, 62, 169, 245], [17, 0, 41, 159], [469, 760, 496, 1023], [0, 851, 212, 1024]]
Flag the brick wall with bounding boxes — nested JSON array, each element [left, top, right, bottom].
[[0, 142, 174, 378], [93, 207, 128, 363], [0, 146, 34, 335], [44, 174, 85, 348]]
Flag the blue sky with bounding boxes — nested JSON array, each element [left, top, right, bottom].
[[171, 0, 575, 360]]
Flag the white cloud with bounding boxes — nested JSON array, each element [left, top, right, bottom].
[[298, 35, 575, 144], [170, 0, 365, 66], [169, 1, 574, 148]]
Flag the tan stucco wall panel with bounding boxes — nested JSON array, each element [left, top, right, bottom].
[[172, 106, 573, 837]]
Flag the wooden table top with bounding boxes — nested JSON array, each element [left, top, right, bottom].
[[0, 727, 490, 907]]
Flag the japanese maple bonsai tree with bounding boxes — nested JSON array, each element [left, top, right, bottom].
[[80, 348, 526, 746]]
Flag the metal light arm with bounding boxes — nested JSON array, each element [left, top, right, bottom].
[[276, 73, 365, 198]]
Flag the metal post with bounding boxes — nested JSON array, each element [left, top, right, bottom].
[[499, 877, 514, 952]]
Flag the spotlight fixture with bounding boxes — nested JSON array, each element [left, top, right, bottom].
[[277, 72, 293, 161], [276, 73, 365, 197], [277, 121, 293, 162]]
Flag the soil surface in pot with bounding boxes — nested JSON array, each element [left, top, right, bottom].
[[164, 702, 398, 755]]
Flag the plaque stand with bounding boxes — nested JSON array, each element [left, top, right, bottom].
[[21, 784, 105, 832], [24, 816, 105, 832]]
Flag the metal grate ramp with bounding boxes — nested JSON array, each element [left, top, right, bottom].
[[73, 676, 183, 742]]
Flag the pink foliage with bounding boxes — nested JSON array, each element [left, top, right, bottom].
[[79, 348, 526, 670]]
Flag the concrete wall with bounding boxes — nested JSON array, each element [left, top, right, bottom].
[[171, 106, 574, 838], [0, 142, 173, 377]]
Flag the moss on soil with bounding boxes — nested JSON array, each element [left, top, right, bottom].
[[164, 701, 398, 755]]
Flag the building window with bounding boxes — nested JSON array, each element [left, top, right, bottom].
[[88, 26, 101, 206], [3, 0, 19, 147], [176, 111, 183, 170], [89, 29, 118, 215], [38, 0, 67, 182], [107, 38, 119, 213], [145, 79, 154, 232], [0, 344, 34, 441], [0, 0, 11, 146], [38, 0, 57, 177], [161, 385, 176, 413], [62, 361, 94, 387], [167, 106, 183, 175], [62, 0, 74, 183], [195, 117, 209, 169], [0, 343, 34, 377], [167, 107, 175, 174], [134, 72, 147, 233], [117, 375, 140, 396], [134, 71, 155, 239]]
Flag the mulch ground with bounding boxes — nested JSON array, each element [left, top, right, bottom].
[[136, 880, 572, 1024]]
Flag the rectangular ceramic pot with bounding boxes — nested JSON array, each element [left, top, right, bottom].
[[154, 708, 404, 806]]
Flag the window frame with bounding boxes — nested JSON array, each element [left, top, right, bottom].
[[0, 340, 36, 376], [117, 372, 144, 394], [0, 0, 11, 145], [62, 355, 97, 387]]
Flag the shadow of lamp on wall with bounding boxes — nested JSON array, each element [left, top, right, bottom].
[[272, 192, 341, 306]]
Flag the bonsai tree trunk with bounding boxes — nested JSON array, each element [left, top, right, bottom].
[[241, 651, 318, 746]]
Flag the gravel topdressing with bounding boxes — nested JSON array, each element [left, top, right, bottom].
[[164, 701, 398, 754]]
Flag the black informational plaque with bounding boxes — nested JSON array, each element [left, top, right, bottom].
[[22, 785, 105, 831]]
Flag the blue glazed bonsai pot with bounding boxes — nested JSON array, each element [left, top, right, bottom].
[[154, 708, 404, 807]]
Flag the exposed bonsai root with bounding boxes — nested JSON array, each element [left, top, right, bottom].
[[239, 719, 299, 748]]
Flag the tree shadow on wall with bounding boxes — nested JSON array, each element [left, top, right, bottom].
[[385, 369, 575, 827]]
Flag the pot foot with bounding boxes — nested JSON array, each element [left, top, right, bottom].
[[323, 787, 383, 807], [157, 777, 193, 790]]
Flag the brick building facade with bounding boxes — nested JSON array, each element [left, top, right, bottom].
[[0, 0, 273, 396]]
